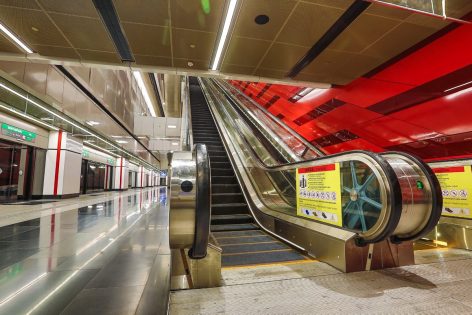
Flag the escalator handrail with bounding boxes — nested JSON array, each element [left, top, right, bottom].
[[200, 78, 403, 244], [380, 151, 443, 242], [215, 79, 326, 157], [188, 143, 211, 259]]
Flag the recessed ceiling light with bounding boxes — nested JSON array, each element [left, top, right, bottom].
[[116, 140, 128, 144], [167, 125, 177, 129], [187, 61, 194, 67], [85, 120, 100, 126], [211, 0, 238, 71], [189, 44, 196, 48], [40, 117, 53, 121], [255, 14, 270, 25], [0, 21, 33, 54], [31, 27, 39, 32], [172, 142, 179, 146]]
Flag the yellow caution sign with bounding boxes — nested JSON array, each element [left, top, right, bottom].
[[433, 166, 472, 218], [296, 163, 342, 226]]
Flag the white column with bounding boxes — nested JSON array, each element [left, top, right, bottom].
[[42, 131, 82, 198], [113, 157, 129, 191]]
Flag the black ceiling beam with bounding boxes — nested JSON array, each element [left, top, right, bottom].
[[92, 0, 134, 62], [286, 0, 370, 78], [149, 73, 165, 117]]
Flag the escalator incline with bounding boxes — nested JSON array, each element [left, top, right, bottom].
[[189, 77, 308, 267]]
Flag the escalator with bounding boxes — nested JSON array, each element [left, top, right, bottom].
[[189, 77, 307, 267]]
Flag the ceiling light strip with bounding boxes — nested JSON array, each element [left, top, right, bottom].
[[0, 82, 158, 170], [211, 0, 238, 71], [0, 22, 33, 54], [0, 102, 58, 131], [133, 71, 157, 117]]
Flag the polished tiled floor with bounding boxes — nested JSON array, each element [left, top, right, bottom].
[[170, 246, 472, 314], [0, 187, 170, 315]]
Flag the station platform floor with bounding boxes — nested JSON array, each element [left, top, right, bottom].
[[0, 187, 169, 315], [1, 189, 472, 314]]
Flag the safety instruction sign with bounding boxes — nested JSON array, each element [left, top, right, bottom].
[[432, 166, 472, 218], [296, 163, 342, 226]]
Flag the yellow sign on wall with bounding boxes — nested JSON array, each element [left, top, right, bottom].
[[433, 166, 472, 218], [296, 163, 342, 226]]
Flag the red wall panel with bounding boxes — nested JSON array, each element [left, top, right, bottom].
[[229, 21, 472, 161]]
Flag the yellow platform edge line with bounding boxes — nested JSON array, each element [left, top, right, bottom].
[[222, 259, 317, 270]]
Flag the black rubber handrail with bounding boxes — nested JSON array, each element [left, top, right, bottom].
[[188, 143, 212, 259], [381, 151, 443, 243]]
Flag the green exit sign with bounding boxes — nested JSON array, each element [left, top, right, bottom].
[[1, 123, 37, 143]]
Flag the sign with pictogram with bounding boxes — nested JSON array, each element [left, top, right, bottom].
[[296, 163, 342, 226]]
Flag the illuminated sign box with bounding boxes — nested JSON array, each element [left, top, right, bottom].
[[1, 123, 37, 143]]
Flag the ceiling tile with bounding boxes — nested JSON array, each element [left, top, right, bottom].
[[277, 2, 344, 47], [330, 13, 400, 54], [363, 22, 441, 60], [77, 49, 121, 63], [220, 63, 254, 75], [170, 0, 225, 32], [301, 0, 354, 9], [223, 36, 271, 67], [123, 22, 171, 56], [259, 42, 307, 71], [174, 58, 209, 71], [0, 1, 40, 9], [254, 67, 287, 80], [234, 0, 296, 41], [405, 13, 451, 29], [0, 7, 70, 47], [49, 13, 115, 51], [33, 45, 80, 59], [115, 0, 169, 26], [38, 0, 98, 18], [172, 28, 216, 60], [365, 2, 413, 20], [0, 35, 22, 53], [134, 55, 173, 67]]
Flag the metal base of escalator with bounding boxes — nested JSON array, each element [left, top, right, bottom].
[[190, 77, 308, 267]]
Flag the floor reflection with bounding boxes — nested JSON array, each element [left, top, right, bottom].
[[0, 187, 167, 314]]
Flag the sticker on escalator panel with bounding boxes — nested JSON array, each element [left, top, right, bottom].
[[432, 166, 472, 218], [296, 163, 342, 227]]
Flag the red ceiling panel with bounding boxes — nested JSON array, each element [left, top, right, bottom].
[[228, 20, 472, 161]]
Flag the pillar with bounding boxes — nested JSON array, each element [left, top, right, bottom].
[[41, 130, 82, 199], [113, 157, 128, 191]]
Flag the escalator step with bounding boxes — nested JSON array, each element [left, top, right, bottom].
[[212, 192, 244, 203], [220, 242, 289, 254], [212, 184, 241, 193], [209, 155, 229, 162], [211, 162, 231, 169], [212, 203, 249, 215], [221, 249, 307, 267], [211, 223, 259, 232], [212, 230, 264, 238], [211, 168, 234, 176], [215, 235, 275, 245], [212, 176, 237, 184], [211, 214, 253, 225]]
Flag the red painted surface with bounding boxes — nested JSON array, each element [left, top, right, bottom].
[[104, 165, 108, 190], [53, 131, 63, 195], [229, 20, 472, 161], [119, 158, 123, 190]]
